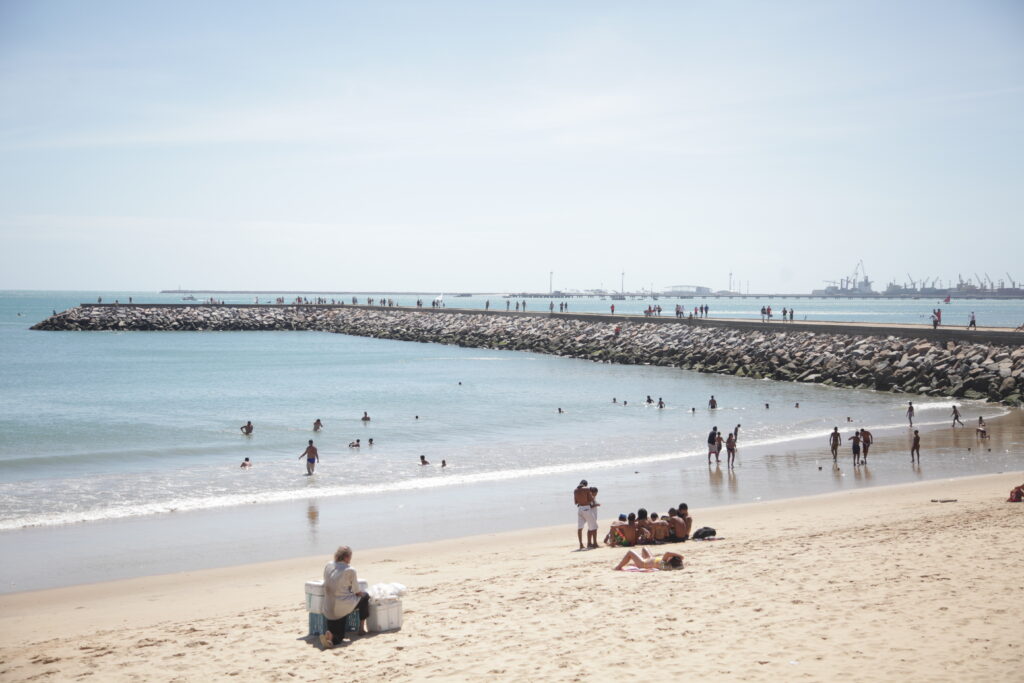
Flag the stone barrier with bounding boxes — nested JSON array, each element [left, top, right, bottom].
[[32, 305, 1024, 406]]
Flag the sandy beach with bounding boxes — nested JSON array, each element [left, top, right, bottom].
[[2, 467, 1022, 682]]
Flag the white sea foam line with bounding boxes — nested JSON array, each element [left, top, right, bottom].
[[0, 409, 1009, 531]]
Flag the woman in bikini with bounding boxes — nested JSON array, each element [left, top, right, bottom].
[[614, 546, 684, 571]]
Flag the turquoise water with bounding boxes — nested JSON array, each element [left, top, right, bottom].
[[1, 291, 1022, 592]]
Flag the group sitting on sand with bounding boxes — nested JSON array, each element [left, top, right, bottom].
[[604, 504, 693, 547]]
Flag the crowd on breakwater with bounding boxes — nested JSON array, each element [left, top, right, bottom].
[[33, 305, 1024, 406]]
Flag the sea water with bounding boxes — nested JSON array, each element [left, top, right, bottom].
[[1, 291, 1021, 592]]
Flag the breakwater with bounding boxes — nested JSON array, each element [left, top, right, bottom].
[[33, 305, 1024, 405]]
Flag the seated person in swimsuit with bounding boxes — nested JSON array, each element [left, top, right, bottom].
[[635, 508, 654, 544], [670, 503, 693, 540], [648, 512, 670, 541], [614, 546, 684, 571], [605, 513, 638, 546]]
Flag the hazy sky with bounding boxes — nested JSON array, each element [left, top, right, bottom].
[[1, 1, 1022, 293]]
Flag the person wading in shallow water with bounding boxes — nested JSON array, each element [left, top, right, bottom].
[[829, 427, 841, 462], [300, 440, 319, 475]]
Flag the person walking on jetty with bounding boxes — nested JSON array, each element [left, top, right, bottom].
[[906, 401, 915, 427], [968, 312, 977, 329], [300, 440, 319, 475], [240, 421, 254, 435], [951, 405, 964, 427], [829, 427, 841, 462], [911, 430, 921, 464]]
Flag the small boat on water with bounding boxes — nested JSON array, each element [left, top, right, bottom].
[[182, 295, 197, 301]]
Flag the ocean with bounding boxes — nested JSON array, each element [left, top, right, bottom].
[[1, 290, 1022, 592]]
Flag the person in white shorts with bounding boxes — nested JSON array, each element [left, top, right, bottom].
[[574, 480, 598, 550]]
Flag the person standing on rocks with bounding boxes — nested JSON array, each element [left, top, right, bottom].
[[829, 427, 841, 461], [951, 405, 964, 427], [906, 401, 915, 427], [910, 430, 921, 463]]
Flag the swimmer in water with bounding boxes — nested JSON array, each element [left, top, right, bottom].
[[299, 440, 319, 475], [419, 455, 430, 465], [441, 459, 447, 468], [348, 439, 360, 448], [361, 412, 371, 422], [240, 457, 252, 469], [240, 421, 254, 435], [368, 438, 374, 446], [313, 418, 323, 432]]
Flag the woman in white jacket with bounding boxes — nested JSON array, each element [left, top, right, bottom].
[[320, 546, 369, 648]]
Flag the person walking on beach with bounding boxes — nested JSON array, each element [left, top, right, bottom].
[[911, 430, 921, 463], [725, 431, 737, 468], [707, 427, 719, 464], [968, 312, 977, 329], [574, 480, 598, 550], [829, 427, 841, 461], [906, 401, 915, 427], [849, 431, 862, 466], [300, 440, 319, 475], [860, 428, 873, 463], [240, 421, 254, 435], [951, 405, 964, 427]]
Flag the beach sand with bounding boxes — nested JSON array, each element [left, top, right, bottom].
[[2, 467, 1022, 682]]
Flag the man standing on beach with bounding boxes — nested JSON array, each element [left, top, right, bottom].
[[574, 480, 597, 550], [911, 430, 921, 463], [300, 440, 319, 475], [707, 427, 719, 464], [951, 405, 964, 427], [906, 401, 915, 427], [849, 431, 862, 466], [860, 428, 873, 463], [829, 427, 841, 461]]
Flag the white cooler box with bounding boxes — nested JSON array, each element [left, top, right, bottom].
[[367, 597, 403, 632], [305, 580, 326, 636]]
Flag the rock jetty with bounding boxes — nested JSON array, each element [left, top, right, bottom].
[[33, 305, 1024, 406]]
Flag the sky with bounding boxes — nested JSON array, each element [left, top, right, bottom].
[[1, 1, 1022, 293]]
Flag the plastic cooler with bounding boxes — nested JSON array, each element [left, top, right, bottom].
[[367, 597, 403, 632], [305, 580, 326, 636]]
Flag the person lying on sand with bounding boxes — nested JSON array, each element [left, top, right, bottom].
[[614, 546, 684, 571]]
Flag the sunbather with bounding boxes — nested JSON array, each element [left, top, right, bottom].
[[614, 546, 684, 571]]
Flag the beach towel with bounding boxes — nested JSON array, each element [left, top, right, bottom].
[[621, 566, 659, 573]]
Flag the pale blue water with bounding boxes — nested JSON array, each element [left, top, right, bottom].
[[1, 291, 1022, 592]]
